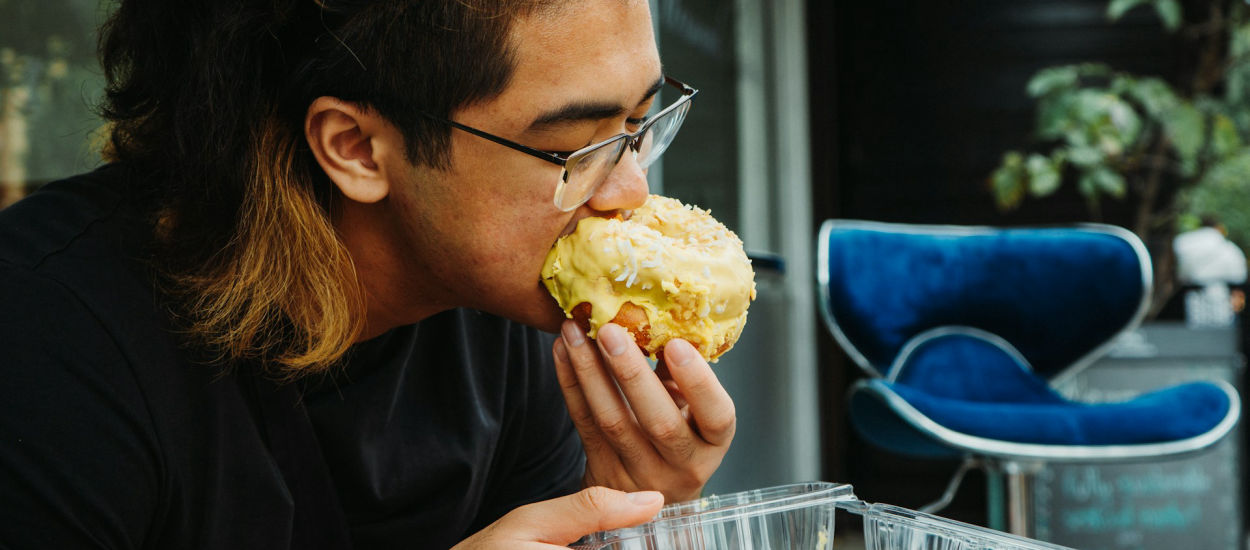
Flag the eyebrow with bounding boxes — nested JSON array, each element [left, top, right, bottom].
[[525, 75, 667, 132]]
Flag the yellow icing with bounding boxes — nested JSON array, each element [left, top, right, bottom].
[[541, 195, 757, 362]]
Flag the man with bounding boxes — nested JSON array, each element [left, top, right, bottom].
[[0, 0, 735, 548]]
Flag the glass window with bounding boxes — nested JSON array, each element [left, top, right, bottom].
[[0, 0, 106, 207]]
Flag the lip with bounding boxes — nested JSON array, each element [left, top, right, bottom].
[[559, 208, 633, 238]]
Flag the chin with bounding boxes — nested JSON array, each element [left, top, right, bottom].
[[527, 298, 570, 333], [492, 283, 568, 333]]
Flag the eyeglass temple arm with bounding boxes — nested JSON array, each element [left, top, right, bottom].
[[664, 75, 698, 97], [424, 114, 569, 166]]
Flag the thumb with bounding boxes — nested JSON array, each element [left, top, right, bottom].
[[502, 486, 665, 545]]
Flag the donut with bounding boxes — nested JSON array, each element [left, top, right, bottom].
[[541, 195, 757, 362]]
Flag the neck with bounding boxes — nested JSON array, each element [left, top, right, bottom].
[[335, 196, 448, 342]]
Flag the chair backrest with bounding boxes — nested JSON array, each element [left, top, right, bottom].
[[818, 220, 1152, 381]]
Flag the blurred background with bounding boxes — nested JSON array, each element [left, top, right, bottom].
[[4, 0, 1249, 548]]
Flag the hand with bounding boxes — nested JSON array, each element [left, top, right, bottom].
[[553, 320, 737, 503], [452, 487, 664, 549]]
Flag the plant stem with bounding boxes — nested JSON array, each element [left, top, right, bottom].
[[1135, 137, 1170, 238]]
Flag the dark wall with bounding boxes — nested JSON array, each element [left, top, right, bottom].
[[808, 0, 1188, 524]]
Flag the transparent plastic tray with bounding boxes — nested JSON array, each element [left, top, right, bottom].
[[851, 502, 1075, 550], [571, 482, 1075, 550], [571, 482, 853, 549]]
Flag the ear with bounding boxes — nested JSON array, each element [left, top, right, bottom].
[[305, 97, 395, 204]]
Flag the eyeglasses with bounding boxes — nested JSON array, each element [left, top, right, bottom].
[[423, 76, 697, 211]]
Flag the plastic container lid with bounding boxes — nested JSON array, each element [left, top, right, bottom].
[[571, 481, 856, 549], [573, 482, 1076, 550], [851, 502, 1076, 550]]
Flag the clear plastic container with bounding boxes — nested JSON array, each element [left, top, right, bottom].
[[570, 481, 855, 549], [854, 503, 1075, 550], [572, 482, 1075, 550]]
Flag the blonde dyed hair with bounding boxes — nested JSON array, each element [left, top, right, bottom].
[[167, 117, 364, 375]]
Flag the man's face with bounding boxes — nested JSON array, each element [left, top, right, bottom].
[[389, 0, 663, 332]]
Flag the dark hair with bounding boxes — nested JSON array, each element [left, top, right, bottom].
[[98, 0, 553, 374]]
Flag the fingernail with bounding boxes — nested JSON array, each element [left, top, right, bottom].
[[562, 320, 586, 347], [554, 340, 570, 364], [667, 339, 697, 368], [628, 491, 663, 506], [599, 324, 629, 356]]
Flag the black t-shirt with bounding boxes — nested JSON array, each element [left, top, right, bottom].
[[0, 165, 584, 549]]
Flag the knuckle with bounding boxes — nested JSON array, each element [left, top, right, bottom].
[[571, 409, 597, 429], [667, 437, 697, 462], [704, 414, 737, 438], [580, 433, 608, 453], [597, 413, 634, 439], [579, 486, 615, 513], [647, 418, 686, 443], [681, 369, 717, 394], [557, 373, 583, 392], [610, 359, 650, 385]]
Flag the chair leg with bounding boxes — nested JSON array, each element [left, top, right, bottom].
[[986, 459, 1043, 537], [919, 456, 981, 514], [1004, 466, 1034, 536]]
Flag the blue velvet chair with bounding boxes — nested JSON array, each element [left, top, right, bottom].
[[817, 219, 1241, 536]]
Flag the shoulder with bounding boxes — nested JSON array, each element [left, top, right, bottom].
[[0, 164, 133, 270], [0, 262, 163, 547]]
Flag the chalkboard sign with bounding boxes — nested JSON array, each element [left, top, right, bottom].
[[1031, 323, 1245, 550]]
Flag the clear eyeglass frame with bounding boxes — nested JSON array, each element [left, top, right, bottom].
[[422, 76, 698, 211]]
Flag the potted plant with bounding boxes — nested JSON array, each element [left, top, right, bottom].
[[990, 0, 1250, 314]]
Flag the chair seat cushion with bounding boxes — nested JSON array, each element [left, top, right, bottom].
[[849, 329, 1236, 455], [889, 328, 1064, 404], [886, 380, 1232, 445]]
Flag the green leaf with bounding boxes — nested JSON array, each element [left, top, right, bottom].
[[1076, 63, 1113, 78], [1154, 0, 1183, 33], [1070, 90, 1108, 122], [1091, 166, 1127, 198], [1098, 134, 1126, 157], [1161, 102, 1204, 163], [1107, 0, 1151, 21], [1226, 25, 1250, 104], [991, 152, 1027, 211], [1179, 157, 1200, 178], [1211, 114, 1242, 159], [1077, 171, 1100, 199], [1104, 94, 1142, 145], [1125, 77, 1178, 118], [1076, 167, 1127, 202], [1184, 152, 1250, 252], [1067, 145, 1105, 167], [1026, 154, 1062, 197], [1037, 92, 1077, 140], [1176, 212, 1202, 233], [1028, 66, 1079, 98]]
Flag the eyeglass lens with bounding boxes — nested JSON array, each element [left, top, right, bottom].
[[553, 94, 693, 211]]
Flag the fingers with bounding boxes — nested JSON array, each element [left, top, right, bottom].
[[653, 360, 689, 411], [662, 339, 736, 447], [588, 323, 705, 464], [552, 339, 601, 447], [559, 321, 655, 466], [495, 487, 664, 546]]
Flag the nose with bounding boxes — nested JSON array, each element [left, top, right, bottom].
[[583, 150, 650, 213]]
